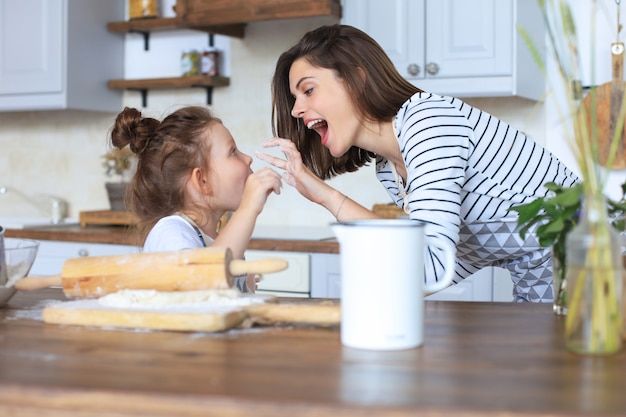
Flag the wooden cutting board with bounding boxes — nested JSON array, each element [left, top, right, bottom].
[[42, 293, 340, 332], [42, 298, 251, 332], [79, 210, 137, 227]]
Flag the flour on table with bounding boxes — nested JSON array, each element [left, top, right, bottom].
[[97, 288, 273, 310], [4, 299, 62, 321]]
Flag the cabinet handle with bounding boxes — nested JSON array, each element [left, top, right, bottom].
[[426, 62, 440, 75], [407, 63, 421, 76], [78, 249, 89, 257]]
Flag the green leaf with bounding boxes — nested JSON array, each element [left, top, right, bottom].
[[549, 185, 582, 207], [561, 205, 579, 220], [538, 234, 558, 247], [517, 217, 545, 240], [510, 198, 544, 225], [540, 217, 565, 234]]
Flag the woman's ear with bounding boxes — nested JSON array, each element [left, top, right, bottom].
[[356, 66, 366, 84]]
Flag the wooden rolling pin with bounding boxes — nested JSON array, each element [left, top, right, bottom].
[[15, 247, 288, 299]]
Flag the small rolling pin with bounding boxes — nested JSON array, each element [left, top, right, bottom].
[[15, 246, 287, 299]]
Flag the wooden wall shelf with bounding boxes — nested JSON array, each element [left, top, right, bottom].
[[107, 0, 341, 44], [106, 0, 341, 107], [107, 0, 340, 35], [108, 75, 230, 106], [177, 0, 342, 27], [107, 18, 246, 41]]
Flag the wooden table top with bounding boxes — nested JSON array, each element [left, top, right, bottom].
[[1, 289, 624, 417], [5, 226, 339, 253]]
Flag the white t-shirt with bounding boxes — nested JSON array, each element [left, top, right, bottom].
[[143, 215, 213, 252], [143, 215, 249, 292]]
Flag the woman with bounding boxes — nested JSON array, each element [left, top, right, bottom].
[[256, 24, 579, 302], [110, 106, 282, 292]]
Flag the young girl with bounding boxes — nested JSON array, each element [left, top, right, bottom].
[[257, 24, 580, 302], [110, 106, 282, 292]]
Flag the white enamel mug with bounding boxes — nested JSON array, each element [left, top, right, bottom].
[[331, 219, 456, 350]]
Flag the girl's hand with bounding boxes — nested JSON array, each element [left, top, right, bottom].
[[239, 167, 282, 215], [216, 169, 281, 259], [245, 273, 261, 293]]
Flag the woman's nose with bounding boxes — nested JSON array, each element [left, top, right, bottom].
[[291, 102, 304, 118]]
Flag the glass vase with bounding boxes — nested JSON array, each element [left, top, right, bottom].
[[551, 246, 567, 316], [564, 193, 623, 355]]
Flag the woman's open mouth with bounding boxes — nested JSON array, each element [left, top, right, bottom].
[[306, 118, 329, 145]]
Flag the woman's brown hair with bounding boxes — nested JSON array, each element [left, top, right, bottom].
[[271, 24, 421, 180], [109, 106, 220, 243]]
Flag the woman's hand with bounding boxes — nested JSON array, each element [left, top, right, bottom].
[[255, 137, 327, 204], [256, 137, 377, 222]]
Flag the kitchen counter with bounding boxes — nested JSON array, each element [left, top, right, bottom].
[[1, 289, 625, 416], [4, 225, 339, 253]]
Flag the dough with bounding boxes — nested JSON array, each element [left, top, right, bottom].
[[98, 288, 274, 310]]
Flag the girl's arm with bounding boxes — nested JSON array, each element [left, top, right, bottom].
[[212, 167, 282, 259]]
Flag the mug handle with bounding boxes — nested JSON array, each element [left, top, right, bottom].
[[423, 236, 456, 293]]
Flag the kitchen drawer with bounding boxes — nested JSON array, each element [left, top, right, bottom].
[[30, 241, 140, 276], [310, 253, 341, 298], [244, 250, 310, 295], [426, 267, 512, 302]]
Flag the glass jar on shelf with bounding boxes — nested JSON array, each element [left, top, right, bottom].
[[181, 50, 200, 77], [128, 0, 158, 19], [200, 48, 220, 76]]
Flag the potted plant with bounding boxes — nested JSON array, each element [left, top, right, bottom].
[[510, 182, 626, 316], [102, 146, 135, 211]]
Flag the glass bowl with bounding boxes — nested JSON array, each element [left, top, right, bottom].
[[0, 238, 40, 307]]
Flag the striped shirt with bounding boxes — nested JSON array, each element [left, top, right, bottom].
[[376, 93, 579, 288]]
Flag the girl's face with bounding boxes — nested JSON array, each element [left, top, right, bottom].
[[205, 122, 253, 211], [289, 58, 361, 157]]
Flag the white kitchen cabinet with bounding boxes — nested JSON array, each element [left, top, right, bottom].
[[310, 253, 341, 298], [491, 267, 514, 302], [425, 267, 514, 302], [426, 268, 493, 302], [342, 0, 544, 100], [245, 250, 311, 297], [0, 0, 124, 112], [310, 252, 514, 302], [29, 241, 140, 276]]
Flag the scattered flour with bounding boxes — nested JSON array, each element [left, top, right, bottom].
[[97, 288, 272, 310], [3, 299, 63, 321]]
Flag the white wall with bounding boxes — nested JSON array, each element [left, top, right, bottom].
[[0, 0, 561, 228]]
